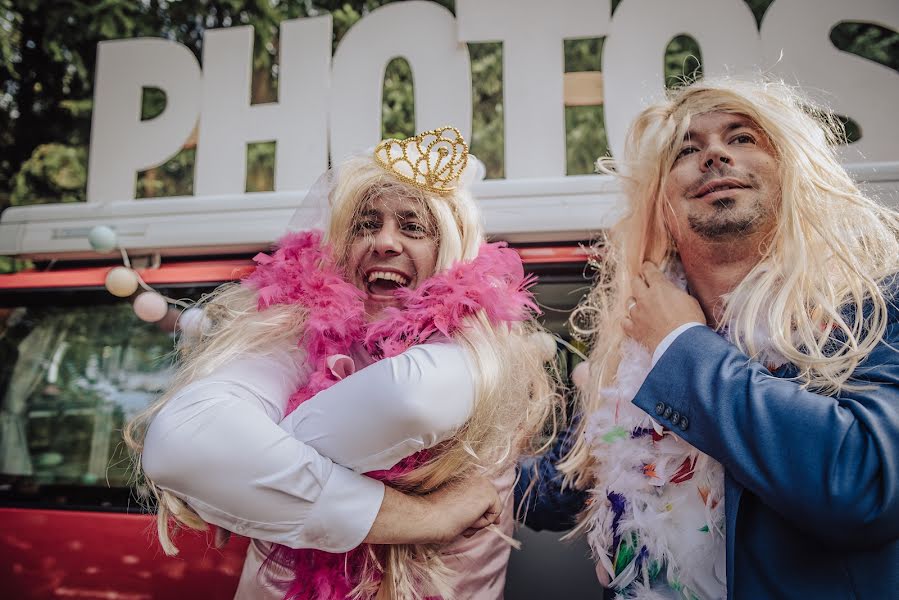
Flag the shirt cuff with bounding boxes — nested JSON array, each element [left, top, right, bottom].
[[302, 463, 385, 552], [651, 322, 705, 367]]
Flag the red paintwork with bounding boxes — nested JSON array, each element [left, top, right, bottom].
[[0, 508, 249, 599], [516, 245, 589, 264], [0, 246, 587, 291], [0, 260, 256, 290]]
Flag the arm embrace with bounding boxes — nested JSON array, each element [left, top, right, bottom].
[[280, 342, 475, 473], [141, 341, 478, 551]]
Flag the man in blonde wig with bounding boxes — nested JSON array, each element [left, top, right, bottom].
[[130, 126, 558, 599], [520, 79, 899, 599]]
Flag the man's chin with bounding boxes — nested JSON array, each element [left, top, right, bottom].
[[688, 213, 761, 240], [364, 297, 401, 318]]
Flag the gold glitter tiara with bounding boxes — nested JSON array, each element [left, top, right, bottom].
[[373, 126, 469, 194]]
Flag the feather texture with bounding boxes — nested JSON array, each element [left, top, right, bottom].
[[583, 263, 728, 600], [243, 231, 538, 599]]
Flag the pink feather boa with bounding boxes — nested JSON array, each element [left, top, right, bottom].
[[243, 230, 538, 599]]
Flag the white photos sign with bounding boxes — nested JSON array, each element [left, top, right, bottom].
[[85, 0, 899, 203], [2, 0, 897, 257]]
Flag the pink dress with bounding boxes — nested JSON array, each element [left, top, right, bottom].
[[235, 466, 516, 600], [440, 465, 515, 600], [230, 345, 516, 599]]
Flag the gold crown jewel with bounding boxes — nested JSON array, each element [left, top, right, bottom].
[[373, 126, 469, 194]]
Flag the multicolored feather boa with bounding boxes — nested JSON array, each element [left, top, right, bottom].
[[583, 266, 727, 600], [243, 230, 538, 600]]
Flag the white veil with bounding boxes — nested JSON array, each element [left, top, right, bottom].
[[285, 143, 486, 235]]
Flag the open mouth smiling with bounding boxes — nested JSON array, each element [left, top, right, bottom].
[[365, 269, 411, 296]]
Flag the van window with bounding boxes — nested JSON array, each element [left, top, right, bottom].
[[0, 302, 178, 491]]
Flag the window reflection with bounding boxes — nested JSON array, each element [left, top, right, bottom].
[[0, 303, 178, 488]]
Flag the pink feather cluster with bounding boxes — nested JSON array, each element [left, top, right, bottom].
[[364, 242, 539, 358], [245, 231, 368, 412], [243, 231, 538, 600]]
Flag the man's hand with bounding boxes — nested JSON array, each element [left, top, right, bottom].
[[363, 474, 501, 546], [431, 475, 503, 541], [622, 262, 706, 353]]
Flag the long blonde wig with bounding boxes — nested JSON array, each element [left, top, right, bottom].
[[560, 78, 899, 487], [124, 154, 560, 599]]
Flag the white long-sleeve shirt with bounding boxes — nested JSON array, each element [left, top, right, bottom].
[[141, 341, 476, 553]]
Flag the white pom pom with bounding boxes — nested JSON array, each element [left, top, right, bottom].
[[458, 155, 487, 188], [88, 225, 118, 253], [178, 307, 211, 338], [104, 267, 138, 297], [133, 291, 169, 322], [571, 360, 591, 390], [530, 331, 558, 362]]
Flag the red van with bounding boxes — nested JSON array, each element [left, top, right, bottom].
[[0, 247, 596, 599]]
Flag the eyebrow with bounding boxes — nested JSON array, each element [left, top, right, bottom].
[[682, 118, 758, 142], [358, 208, 425, 221], [395, 210, 425, 220]]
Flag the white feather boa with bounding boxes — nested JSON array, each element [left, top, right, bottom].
[[584, 338, 727, 600], [581, 261, 799, 599]]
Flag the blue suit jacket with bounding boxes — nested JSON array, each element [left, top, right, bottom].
[[519, 286, 899, 599]]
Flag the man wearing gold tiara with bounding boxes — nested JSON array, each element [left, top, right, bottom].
[[127, 126, 560, 599]]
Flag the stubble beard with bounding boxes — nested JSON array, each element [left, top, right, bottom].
[[682, 169, 777, 241], [687, 194, 771, 240]]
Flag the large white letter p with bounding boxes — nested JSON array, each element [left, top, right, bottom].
[[87, 38, 202, 203]]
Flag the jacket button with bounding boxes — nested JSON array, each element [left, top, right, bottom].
[[655, 402, 665, 415], [679, 416, 689, 430], [663, 406, 673, 419], [671, 411, 680, 424]]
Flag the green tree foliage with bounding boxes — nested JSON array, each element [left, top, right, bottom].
[[10, 143, 87, 205], [1, 0, 896, 209], [0, 256, 31, 274], [0, 0, 320, 206], [0, 0, 166, 207], [468, 42, 505, 179], [382, 58, 416, 141], [564, 38, 606, 175], [665, 36, 703, 89]]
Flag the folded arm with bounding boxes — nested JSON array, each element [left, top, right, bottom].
[[141, 341, 480, 551], [279, 342, 476, 473], [635, 320, 899, 548], [142, 377, 384, 552]]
